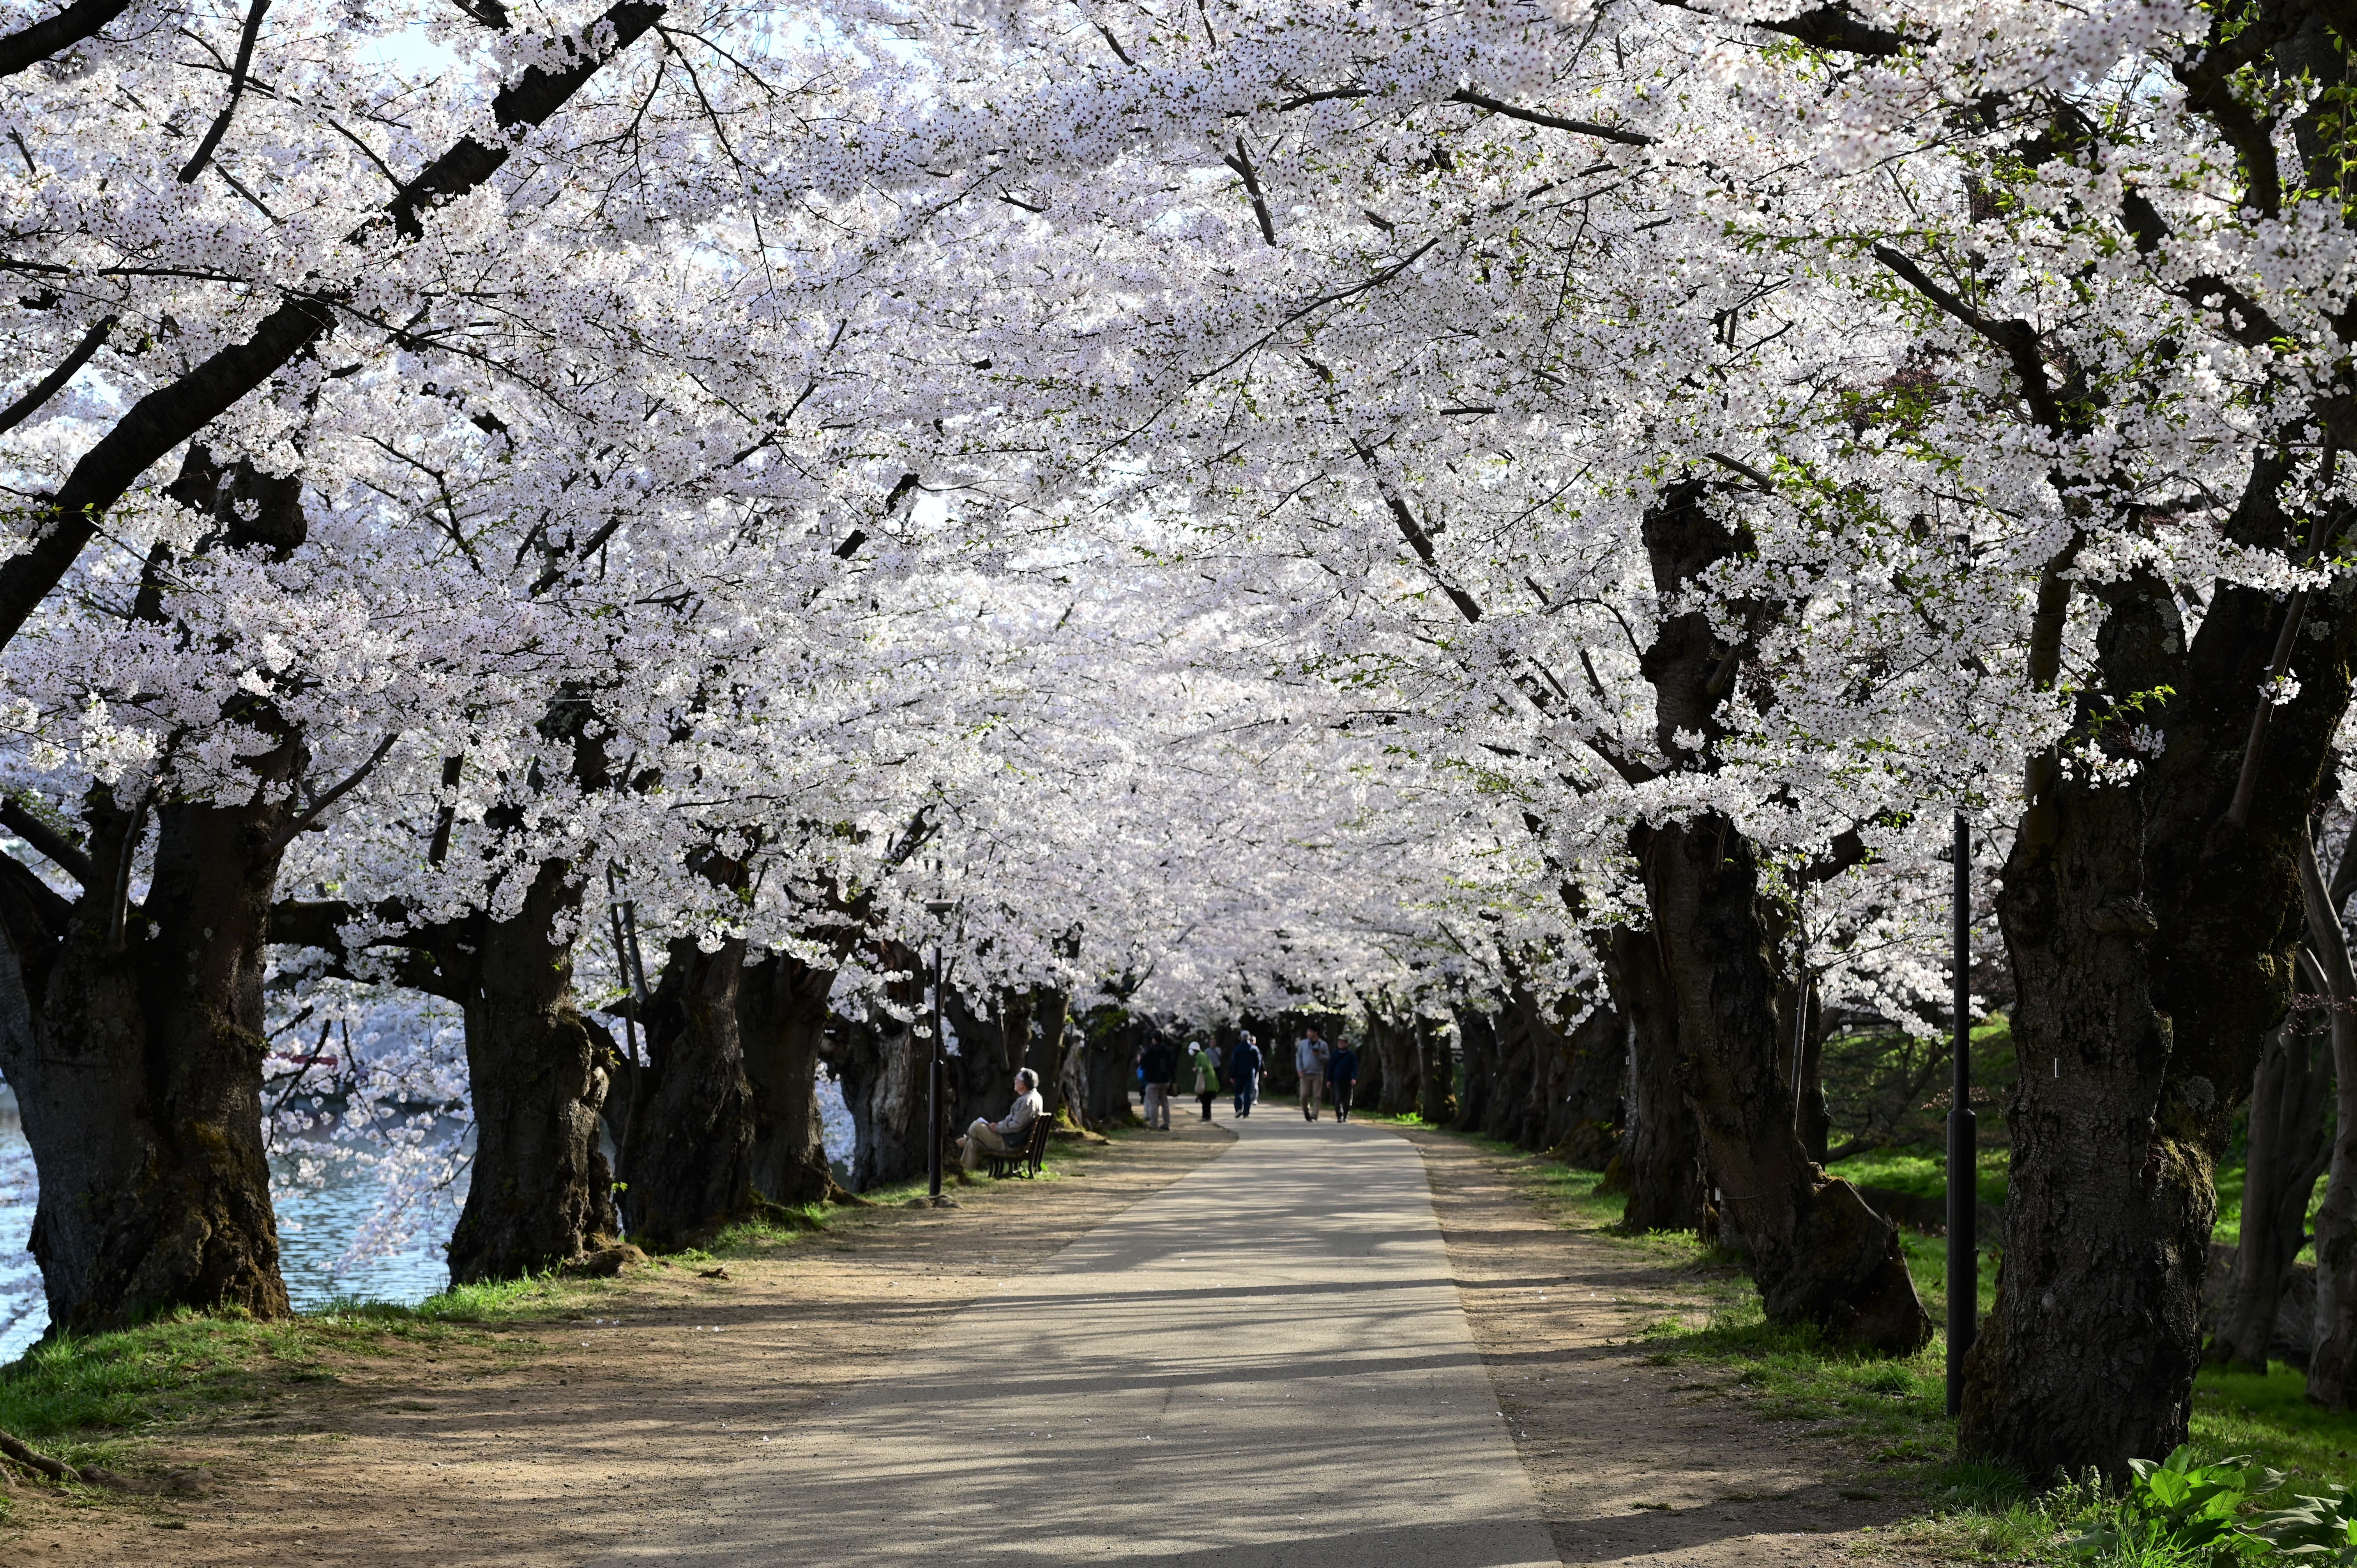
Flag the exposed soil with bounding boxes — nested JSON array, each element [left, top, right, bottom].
[[1396, 1123, 1931, 1566], [0, 1124, 1232, 1566], [0, 1116, 1936, 1566]]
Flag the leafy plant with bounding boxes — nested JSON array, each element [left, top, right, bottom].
[[2069, 1448, 2283, 1563], [2248, 1487, 2357, 1564]]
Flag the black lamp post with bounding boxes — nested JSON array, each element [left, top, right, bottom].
[[1947, 809, 1976, 1417], [926, 896, 953, 1204]]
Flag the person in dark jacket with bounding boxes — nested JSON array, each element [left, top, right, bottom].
[[1228, 1031, 1263, 1118], [1329, 1038, 1360, 1123], [1140, 1036, 1177, 1130]]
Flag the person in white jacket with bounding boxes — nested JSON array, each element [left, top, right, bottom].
[[1295, 1027, 1331, 1122]]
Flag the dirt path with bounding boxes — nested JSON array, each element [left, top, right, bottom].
[[1397, 1125, 1929, 1566], [0, 1116, 1934, 1566], [0, 1125, 1233, 1566]]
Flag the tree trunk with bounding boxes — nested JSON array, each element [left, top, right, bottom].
[[1417, 1017, 1455, 1125], [833, 957, 938, 1190], [1634, 483, 1928, 1350], [0, 456, 334, 1331], [1080, 1013, 1138, 1128], [1028, 988, 1073, 1126], [2303, 833, 2357, 1407], [442, 862, 618, 1280], [1965, 556, 2357, 1478], [1454, 1008, 1498, 1131], [1643, 813, 1930, 1349], [1602, 924, 1703, 1231], [738, 951, 838, 1208], [622, 933, 757, 1248], [1371, 1013, 1419, 1115], [0, 776, 300, 1334], [2210, 1015, 2331, 1372], [1531, 985, 1624, 1165], [945, 988, 1021, 1133], [1487, 994, 1544, 1148]]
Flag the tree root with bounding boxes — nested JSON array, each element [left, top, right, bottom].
[[0, 1430, 207, 1494], [562, 1242, 650, 1277]]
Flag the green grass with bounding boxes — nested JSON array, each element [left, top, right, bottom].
[[1392, 1118, 2357, 1564], [1830, 1146, 2012, 1212], [0, 1299, 523, 1467], [2191, 1364, 2357, 1483]]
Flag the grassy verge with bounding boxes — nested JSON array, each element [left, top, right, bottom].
[[1382, 1114, 2357, 1565]]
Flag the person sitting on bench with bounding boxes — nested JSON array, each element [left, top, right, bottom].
[[957, 1068, 1044, 1173]]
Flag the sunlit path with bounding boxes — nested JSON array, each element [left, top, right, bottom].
[[592, 1114, 1559, 1567]]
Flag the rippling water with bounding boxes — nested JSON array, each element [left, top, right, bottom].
[[0, 1071, 855, 1362], [0, 1089, 456, 1363]]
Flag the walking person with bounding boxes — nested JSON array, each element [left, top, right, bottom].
[[1329, 1036, 1359, 1123], [1228, 1031, 1262, 1118], [1295, 1025, 1330, 1122], [1140, 1035, 1176, 1130], [1188, 1040, 1221, 1122]]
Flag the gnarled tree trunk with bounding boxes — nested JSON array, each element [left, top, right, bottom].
[[444, 862, 617, 1281], [1369, 1012, 1419, 1115], [1636, 483, 1928, 1351], [623, 932, 757, 1248], [834, 948, 938, 1190], [1600, 924, 1701, 1230], [1965, 554, 2357, 1477], [2, 779, 300, 1334], [0, 456, 319, 1333], [739, 951, 839, 1208], [2209, 1015, 2330, 1372], [1028, 989, 1074, 1126]]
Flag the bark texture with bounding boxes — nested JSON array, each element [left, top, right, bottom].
[[831, 949, 939, 1190], [2208, 1019, 2330, 1372], [442, 862, 617, 1282], [738, 951, 839, 1208], [1966, 551, 2357, 1476], [1368, 1013, 1420, 1115], [623, 933, 758, 1248], [1600, 925, 1702, 1229], [1633, 484, 1928, 1350], [0, 778, 299, 1333]]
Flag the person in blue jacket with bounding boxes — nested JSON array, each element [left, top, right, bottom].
[[1328, 1037, 1360, 1123], [1227, 1031, 1263, 1118]]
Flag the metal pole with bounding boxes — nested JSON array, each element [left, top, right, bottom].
[[1947, 808, 1977, 1417], [928, 936, 944, 1202]]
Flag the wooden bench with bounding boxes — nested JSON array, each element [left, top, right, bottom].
[[986, 1114, 1053, 1180]]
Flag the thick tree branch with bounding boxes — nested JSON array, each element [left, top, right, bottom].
[[1451, 90, 1652, 147], [0, 0, 666, 655], [0, 0, 132, 79], [0, 799, 92, 887], [177, 0, 272, 184], [0, 314, 115, 436], [1221, 138, 1279, 247]]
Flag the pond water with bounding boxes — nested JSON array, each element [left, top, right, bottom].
[[0, 1088, 458, 1363], [0, 1071, 857, 1362]]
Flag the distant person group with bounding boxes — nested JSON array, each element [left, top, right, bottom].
[[1133, 1026, 1360, 1127]]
